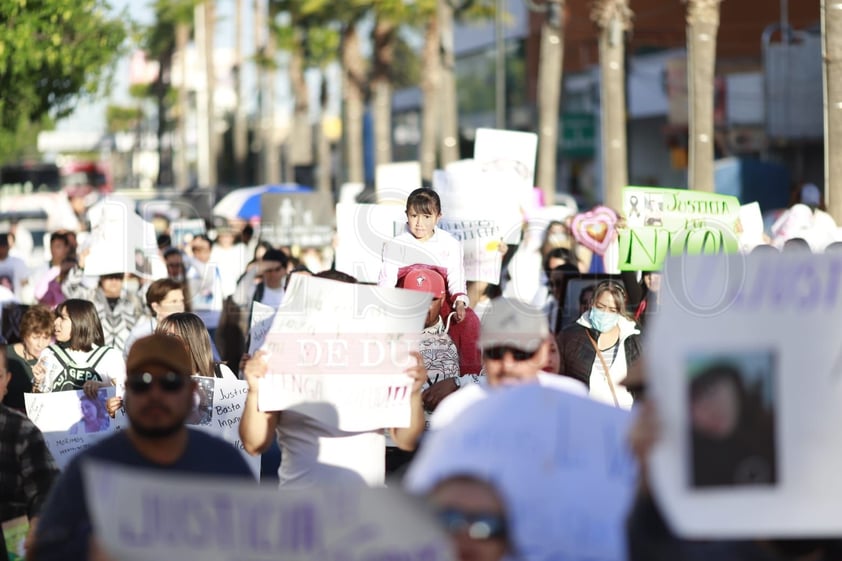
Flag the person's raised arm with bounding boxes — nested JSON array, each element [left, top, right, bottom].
[[239, 351, 280, 455]]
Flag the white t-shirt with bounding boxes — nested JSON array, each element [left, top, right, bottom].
[[260, 285, 285, 309], [39, 345, 127, 395], [429, 372, 588, 431], [275, 409, 385, 488], [0, 255, 30, 298]]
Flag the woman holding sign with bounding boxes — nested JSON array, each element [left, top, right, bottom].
[[555, 280, 642, 409]]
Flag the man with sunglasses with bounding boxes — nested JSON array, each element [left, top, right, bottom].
[[429, 297, 586, 431], [31, 334, 253, 561]]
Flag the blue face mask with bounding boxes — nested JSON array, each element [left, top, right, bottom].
[[589, 308, 620, 332]]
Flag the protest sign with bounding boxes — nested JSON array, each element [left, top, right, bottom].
[[248, 301, 276, 354], [170, 218, 206, 249], [737, 202, 765, 253], [473, 127, 538, 188], [375, 161, 422, 204], [3, 516, 28, 561], [187, 376, 260, 479], [24, 387, 128, 469], [334, 203, 405, 283], [84, 461, 455, 561], [437, 219, 503, 283], [260, 192, 334, 248], [406, 384, 636, 561], [84, 200, 157, 276], [618, 186, 740, 271], [648, 253, 842, 537], [256, 274, 429, 432]]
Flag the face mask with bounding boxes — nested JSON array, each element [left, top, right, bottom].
[[589, 308, 619, 332]]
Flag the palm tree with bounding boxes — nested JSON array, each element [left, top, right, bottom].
[[685, 0, 723, 193], [823, 0, 842, 221], [531, 0, 565, 206], [591, 0, 632, 212]]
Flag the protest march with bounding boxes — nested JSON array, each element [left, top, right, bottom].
[[4, 129, 842, 561]]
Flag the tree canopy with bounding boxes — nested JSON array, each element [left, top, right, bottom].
[[0, 0, 127, 162]]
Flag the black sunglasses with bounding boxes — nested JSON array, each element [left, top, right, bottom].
[[126, 372, 187, 394], [483, 346, 537, 361], [436, 508, 507, 540]]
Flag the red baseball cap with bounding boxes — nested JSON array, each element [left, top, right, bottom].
[[403, 269, 446, 299]]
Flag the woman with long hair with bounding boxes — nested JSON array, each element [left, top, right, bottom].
[[156, 312, 236, 379], [33, 299, 125, 398]]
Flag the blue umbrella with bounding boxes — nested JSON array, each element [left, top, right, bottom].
[[213, 184, 314, 220]]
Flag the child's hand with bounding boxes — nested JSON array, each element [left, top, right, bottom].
[[454, 301, 466, 322]]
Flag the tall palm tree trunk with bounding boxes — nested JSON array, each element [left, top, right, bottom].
[[233, 0, 247, 186], [175, 22, 190, 190], [686, 0, 722, 192], [372, 17, 396, 169], [438, 0, 459, 166], [420, 14, 440, 182], [536, 0, 565, 205], [824, 0, 842, 221], [592, 0, 632, 211], [342, 23, 365, 184]]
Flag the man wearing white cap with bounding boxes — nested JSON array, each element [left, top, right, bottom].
[[428, 297, 587, 431]]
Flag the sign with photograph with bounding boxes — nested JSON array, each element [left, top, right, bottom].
[[84, 462, 455, 561], [256, 274, 429, 431], [619, 186, 741, 271], [260, 192, 334, 248], [648, 253, 842, 537], [24, 387, 128, 469], [84, 200, 158, 277]]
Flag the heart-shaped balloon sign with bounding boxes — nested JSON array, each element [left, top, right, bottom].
[[571, 206, 619, 255]]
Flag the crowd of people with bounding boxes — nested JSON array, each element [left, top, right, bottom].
[[1, 185, 834, 561]]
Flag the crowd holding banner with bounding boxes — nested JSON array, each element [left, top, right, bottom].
[[4, 127, 842, 561]]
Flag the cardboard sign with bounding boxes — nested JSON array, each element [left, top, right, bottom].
[[84, 200, 158, 276], [83, 462, 455, 561], [170, 218, 207, 249], [256, 274, 429, 431], [375, 161, 422, 204], [618, 186, 741, 271], [648, 253, 842, 537], [334, 203, 405, 284], [405, 384, 636, 561], [474, 127, 538, 188], [260, 192, 334, 248], [24, 387, 128, 469], [187, 376, 260, 479]]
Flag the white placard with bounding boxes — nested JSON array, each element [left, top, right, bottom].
[[256, 274, 429, 431], [187, 376, 260, 479], [83, 462, 455, 561], [437, 219, 503, 283], [24, 387, 128, 469], [248, 301, 276, 354], [334, 203, 405, 284], [474, 128, 538, 186], [648, 253, 842, 537], [376, 161, 422, 204], [84, 201, 157, 276], [405, 384, 635, 561]]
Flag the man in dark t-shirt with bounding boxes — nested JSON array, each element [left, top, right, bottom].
[[30, 334, 254, 560]]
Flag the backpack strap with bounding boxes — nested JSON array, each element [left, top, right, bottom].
[[48, 344, 75, 369], [213, 362, 224, 378], [253, 282, 266, 304], [87, 346, 112, 369]]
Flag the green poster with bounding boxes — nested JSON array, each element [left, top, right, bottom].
[[617, 186, 741, 271], [3, 516, 29, 561]]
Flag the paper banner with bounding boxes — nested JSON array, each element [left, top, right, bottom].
[[618, 186, 741, 271], [187, 376, 260, 479], [248, 301, 276, 355], [83, 462, 455, 561], [474, 128, 538, 189], [24, 387, 128, 469], [256, 274, 429, 432], [260, 192, 335, 248], [334, 203, 406, 284], [405, 384, 636, 561], [437, 219, 503, 283], [648, 253, 842, 537]]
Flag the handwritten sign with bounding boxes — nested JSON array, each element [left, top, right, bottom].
[[248, 301, 276, 354], [83, 462, 454, 561], [437, 219, 503, 283], [406, 384, 635, 561], [24, 387, 128, 469], [260, 192, 335, 248], [619, 186, 740, 271], [648, 253, 842, 537], [334, 203, 406, 284], [188, 377, 260, 479], [256, 274, 429, 431]]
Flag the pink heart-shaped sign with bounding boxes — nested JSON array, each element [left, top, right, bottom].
[[571, 206, 619, 255]]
